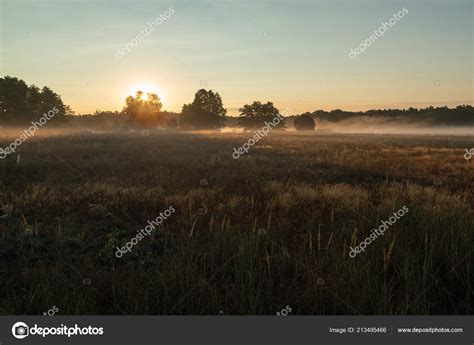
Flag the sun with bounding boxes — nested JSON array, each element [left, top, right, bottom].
[[128, 83, 165, 102]]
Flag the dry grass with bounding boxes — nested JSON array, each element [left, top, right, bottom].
[[0, 129, 472, 315]]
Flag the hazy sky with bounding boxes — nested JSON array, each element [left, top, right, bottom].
[[1, 0, 472, 115]]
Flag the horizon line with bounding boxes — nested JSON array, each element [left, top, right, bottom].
[[72, 101, 473, 116]]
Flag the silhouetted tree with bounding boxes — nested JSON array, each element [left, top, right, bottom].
[[294, 113, 316, 130], [0, 76, 28, 122], [123, 91, 164, 128], [238, 101, 286, 130], [179, 89, 226, 129], [0, 76, 71, 124], [26, 85, 43, 119], [38, 86, 71, 118]]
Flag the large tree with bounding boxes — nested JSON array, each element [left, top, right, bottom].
[[238, 101, 286, 130], [123, 91, 164, 128], [37, 86, 70, 118], [0, 76, 28, 122], [0, 76, 71, 124], [179, 89, 226, 129]]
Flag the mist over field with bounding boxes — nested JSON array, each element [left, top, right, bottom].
[[217, 117, 474, 136], [314, 117, 474, 135], [1, 120, 473, 142]]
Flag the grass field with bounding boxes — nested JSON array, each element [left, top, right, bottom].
[[0, 129, 473, 315]]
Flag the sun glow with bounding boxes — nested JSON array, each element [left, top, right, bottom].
[[128, 83, 165, 103]]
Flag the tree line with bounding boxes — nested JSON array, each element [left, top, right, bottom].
[[303, 106, 474, 125], [123, 88, 309, 130], [2, 76, 472, 130]]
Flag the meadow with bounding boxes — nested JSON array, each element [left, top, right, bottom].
[[0, 129, 472, 315]]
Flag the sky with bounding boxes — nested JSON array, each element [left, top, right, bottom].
[[0, 0, 472, 115]]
